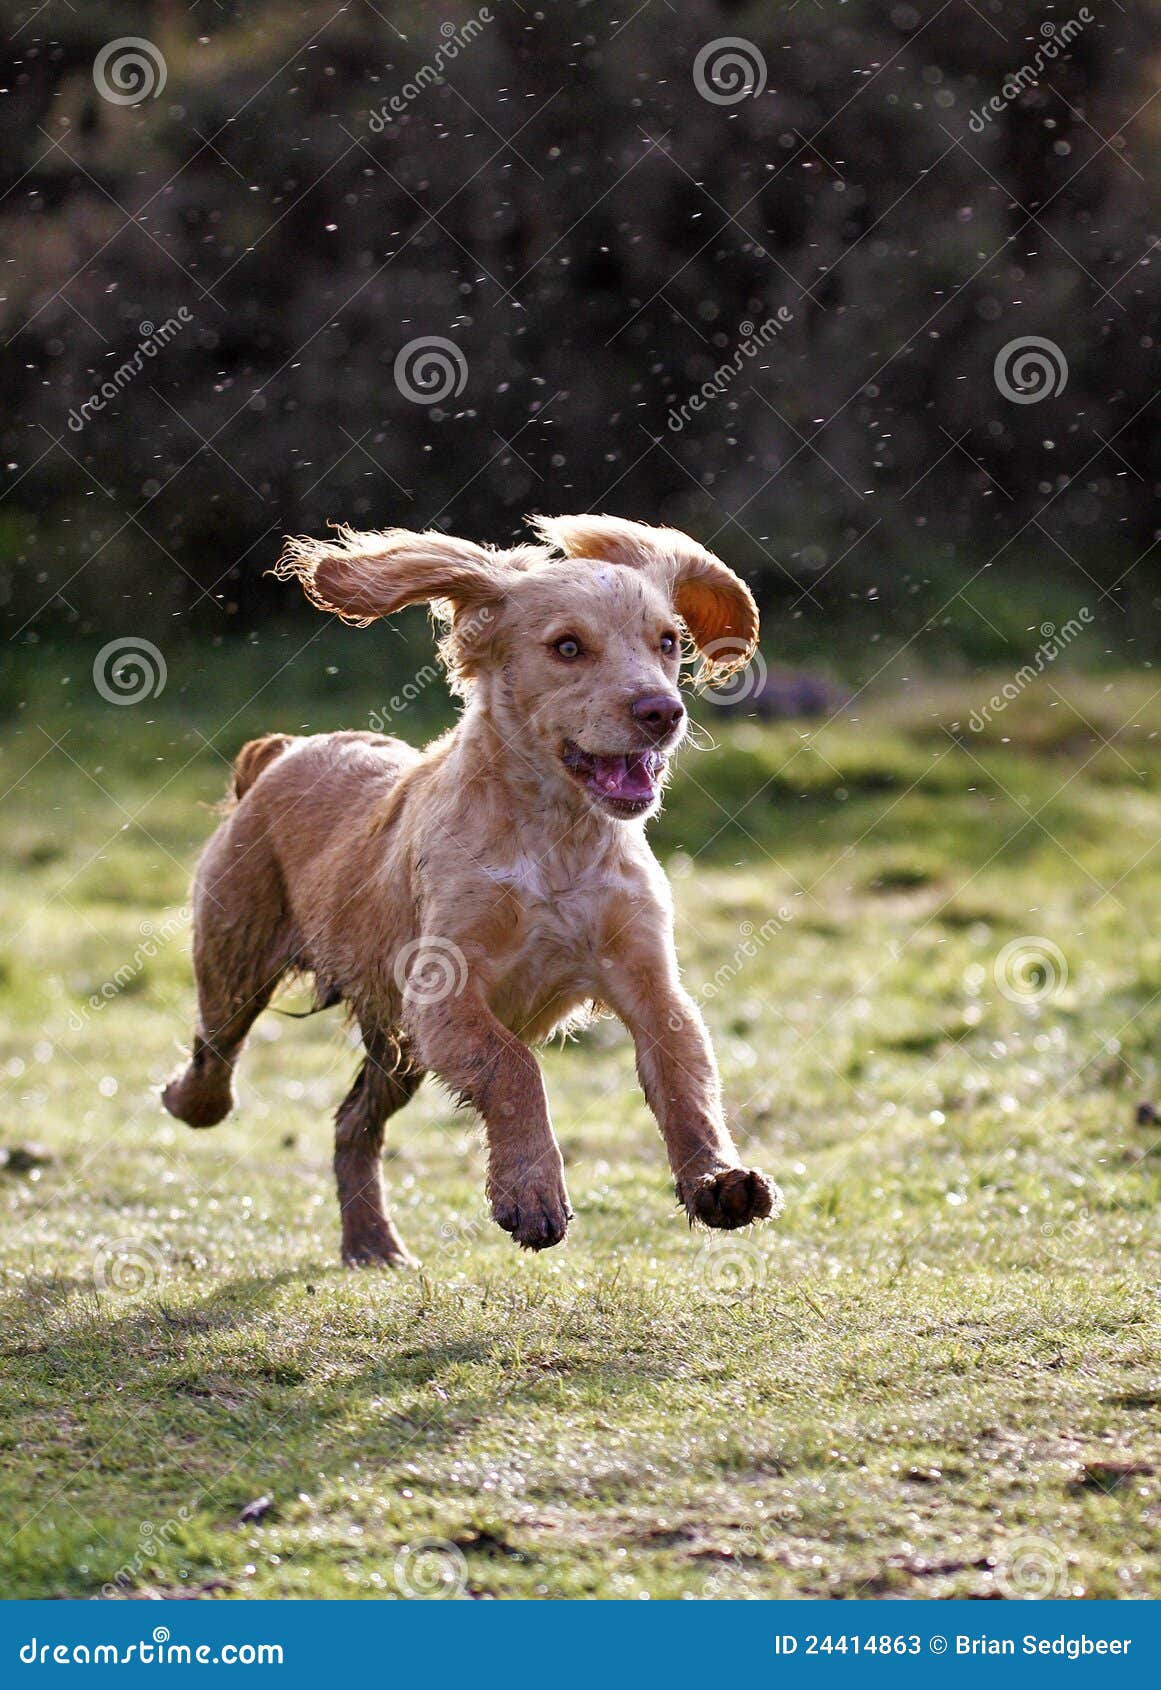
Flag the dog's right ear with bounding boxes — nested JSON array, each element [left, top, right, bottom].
[[274, 525, 513, 625]]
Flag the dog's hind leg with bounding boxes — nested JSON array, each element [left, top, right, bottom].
[[163, 833, 292, 1129], [335, 1032, 424, 1267]]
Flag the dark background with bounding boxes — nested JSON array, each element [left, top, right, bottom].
[[1, 0, 1158, 657]]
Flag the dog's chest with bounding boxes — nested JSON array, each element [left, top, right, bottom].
[[482, 844, 637, 1010]]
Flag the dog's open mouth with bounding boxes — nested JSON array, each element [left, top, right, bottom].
[[561, 741, 667, 817]]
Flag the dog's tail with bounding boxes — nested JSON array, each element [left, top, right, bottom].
[[233, 733, 296, 800]]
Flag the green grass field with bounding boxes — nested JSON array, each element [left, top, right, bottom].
[[1, 636, 1159, 1600]]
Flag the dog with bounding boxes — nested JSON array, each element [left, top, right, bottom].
[[162, 515, 782, 1265]]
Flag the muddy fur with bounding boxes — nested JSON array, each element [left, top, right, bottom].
[[163, 515, 782, 1264]]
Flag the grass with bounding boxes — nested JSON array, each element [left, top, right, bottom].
[[1, 634, 1159, 1600]]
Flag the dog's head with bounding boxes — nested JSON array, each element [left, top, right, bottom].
[[276, 514, 758, 821]]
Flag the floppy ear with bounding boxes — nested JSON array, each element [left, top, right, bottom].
[[531, 514, 759, 685], [274, 524, 512, 626]]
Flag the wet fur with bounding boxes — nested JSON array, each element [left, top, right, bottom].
[[163, 515, 782, 1264]]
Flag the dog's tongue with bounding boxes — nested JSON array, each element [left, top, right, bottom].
[[591, 752, 655, 800]]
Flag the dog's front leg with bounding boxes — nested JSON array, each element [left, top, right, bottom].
[[408, 989, 572, 1250], [605, 943, 782, 1230]]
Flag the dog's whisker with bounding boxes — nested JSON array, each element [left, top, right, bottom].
[[682, 715, 719, 752]]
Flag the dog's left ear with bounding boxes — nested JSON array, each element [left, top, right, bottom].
[[531, 514, 759, 684]]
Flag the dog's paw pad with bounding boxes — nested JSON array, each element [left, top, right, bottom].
[[684, 1167, 782, 1230]]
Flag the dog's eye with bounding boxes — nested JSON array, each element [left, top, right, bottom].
[[660, 631, 678, 655], [553, 636, 583, 660]]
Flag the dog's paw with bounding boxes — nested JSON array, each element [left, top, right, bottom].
[[680, 1166, 783, 1231], [341, 1238, 418, 1270], [161, 1061, 233, 1129], [492, 1185, 573, 1251]]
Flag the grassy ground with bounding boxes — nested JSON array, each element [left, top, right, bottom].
[[1, 636, 1159, 1600]]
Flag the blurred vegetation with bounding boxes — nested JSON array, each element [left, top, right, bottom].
[[1, 0, 1159, 649]]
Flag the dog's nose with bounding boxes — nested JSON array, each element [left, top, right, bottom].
[[630, 692, 685, 736]]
